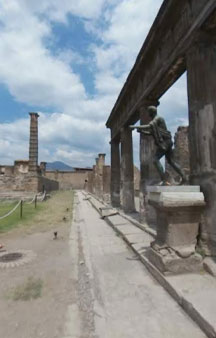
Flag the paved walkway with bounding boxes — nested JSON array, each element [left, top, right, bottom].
[[65, 191, 206, 338]]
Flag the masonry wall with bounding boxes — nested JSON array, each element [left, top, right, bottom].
[[45, 171, 91, 190], [0, 173, 59, 193], [166, 126, 190, 183], [39, 176, 59, 192]]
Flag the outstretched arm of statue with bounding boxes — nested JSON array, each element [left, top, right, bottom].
[[138, 130, 151, 135], [129, 124, 151, 131]]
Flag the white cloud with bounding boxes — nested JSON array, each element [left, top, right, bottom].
[[0, 0, 188, 168]]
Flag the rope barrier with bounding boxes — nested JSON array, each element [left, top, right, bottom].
[[37, 191, 47, 202], [0, 200, 22, 220], [26, 195, 36, 205], [0, 190, 47, 221]]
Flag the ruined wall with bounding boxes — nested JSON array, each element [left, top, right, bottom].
[[0, 173, 59, 194], [166, 126, 190, 183], [0, 166, 14, 175], [86, 171, 94, 194], [45, 171, 90, 190], [39, 176, 59, 192]]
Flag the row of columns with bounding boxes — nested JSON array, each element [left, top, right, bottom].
[[110, 30, 216, 255], [111, 129, 136, 214], [111, 102, 157, 217]]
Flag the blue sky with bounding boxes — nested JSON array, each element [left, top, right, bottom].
[[0, 0, 188, 167]]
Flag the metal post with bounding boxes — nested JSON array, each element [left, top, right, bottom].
[[20, 200, 23, 219], [35, 195, 37, 209]]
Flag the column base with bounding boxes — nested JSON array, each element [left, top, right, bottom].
[[147, 246, 203, 275]]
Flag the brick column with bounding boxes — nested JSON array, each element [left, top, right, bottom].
[[110, 139, 120, 207], [187, 31, 216, 255], [139, 102, 160, 223], [29, 112, 39, 172], [121, 127, 135, 213]]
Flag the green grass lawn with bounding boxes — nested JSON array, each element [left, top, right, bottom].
[[0, 191, 74, 234], [0, 200, 44, 233]]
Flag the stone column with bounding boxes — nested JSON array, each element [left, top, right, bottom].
[[98, 153, 105, 199], [94, 158, 99, 196], [139, 102, 160, 223], [110, 140, 120, 207], [92, 164, 97, 195], [29, 112, 39, 172], [121, 127, 135, 213], [186, 31, 216, 255]]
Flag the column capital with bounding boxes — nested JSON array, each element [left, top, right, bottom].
[[29, 112, 39, 118], [187, 30, 216, 56]]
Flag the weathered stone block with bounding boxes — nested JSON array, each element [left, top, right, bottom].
[[147, 247, 203, 274], [147, 186, 206, 274]]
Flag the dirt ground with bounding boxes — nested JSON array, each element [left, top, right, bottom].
[[0, 191, 75, 338]]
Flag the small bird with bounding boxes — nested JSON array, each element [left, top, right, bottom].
[[53, 232, 58, 240], [62, 216, 67, 222]]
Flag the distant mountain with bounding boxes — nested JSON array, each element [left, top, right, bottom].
[[46, 161, 75, 171]]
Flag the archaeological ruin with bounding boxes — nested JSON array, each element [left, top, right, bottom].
[[106, 0, 216, 260], [0, 113, 94, 198]]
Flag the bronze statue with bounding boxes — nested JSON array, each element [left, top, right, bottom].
[[130, 106, 186, 185]]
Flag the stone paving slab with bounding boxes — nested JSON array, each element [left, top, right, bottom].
[[86, 192, 216, 338], [114, 224, 144, 235], [106, 214, 129, 225], [167, 273, 216, 336], [125, 233, 153, 245]]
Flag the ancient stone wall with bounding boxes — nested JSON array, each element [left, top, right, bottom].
[[45, 171, 90, 190], [166, 126, 190, 183], [86, 171, 94, 193], [0, 173, 59, 194], [0, 166, 14, 175], [39, 176, 59, 192]]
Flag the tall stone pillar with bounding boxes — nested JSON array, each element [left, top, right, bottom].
[[94, 157, 99, 196], [187, 31, 216, 255], [29, 112, 39, 172], [98, 153, 105, 199], [110, 139, 120, 207], [92, 164, 97, 195], [139, 102, 160, 223], [121, 127, 135, 213]]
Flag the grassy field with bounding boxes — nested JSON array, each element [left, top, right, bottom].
[[0, 190, 74, 234]]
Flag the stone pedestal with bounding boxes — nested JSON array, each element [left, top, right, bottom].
[[147, 186, 206, 274]]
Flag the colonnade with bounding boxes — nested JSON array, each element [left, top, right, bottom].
[[110, 30, 216, 255]]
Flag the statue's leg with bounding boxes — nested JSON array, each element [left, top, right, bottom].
[[153, 149, 166, 182], [166, 148, 186, 183]]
